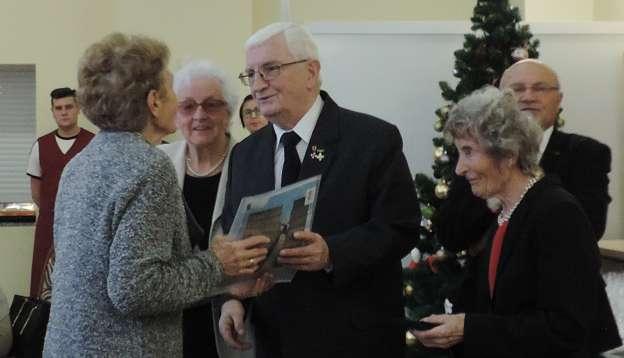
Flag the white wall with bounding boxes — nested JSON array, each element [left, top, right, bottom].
[[0, 226, 34, 300], [525, 0, 594, 21], [595, 0, 624, 20]]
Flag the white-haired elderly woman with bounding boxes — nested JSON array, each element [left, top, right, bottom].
[[159, 60, 268, 358], [44, 34, 271, 357], [414, 86, 620, 357]]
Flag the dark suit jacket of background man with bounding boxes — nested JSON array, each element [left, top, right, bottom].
[[222, 91, 421, 358], [438, 128, 612, 254], [455, 176, 621, 358]]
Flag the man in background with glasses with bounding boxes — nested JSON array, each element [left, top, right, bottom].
[[502, 59, 611, 240], [217, 22, 420, 358]]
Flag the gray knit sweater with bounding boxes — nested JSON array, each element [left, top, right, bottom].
[[43, 131, 224, 357]]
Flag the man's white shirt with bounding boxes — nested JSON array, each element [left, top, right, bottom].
[[273, 95, 324, 189]]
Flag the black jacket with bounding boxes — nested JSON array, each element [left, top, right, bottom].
[[459, 176, 621, 357]]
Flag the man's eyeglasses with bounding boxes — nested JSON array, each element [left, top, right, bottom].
[[242, 108, 261, 119], [239, 59, 308, 86], [508, 84, 559, 95], [177, 99, 227, 116]]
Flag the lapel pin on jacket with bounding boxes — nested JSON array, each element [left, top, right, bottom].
[[310, 145, 325, 162]]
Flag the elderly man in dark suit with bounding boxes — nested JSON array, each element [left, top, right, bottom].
[[217, 22, 420, 358], [501, 59, 611, 239], [438, 59, 612, 254]]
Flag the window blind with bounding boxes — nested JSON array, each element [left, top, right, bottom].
[[0, 64, 36, 203]]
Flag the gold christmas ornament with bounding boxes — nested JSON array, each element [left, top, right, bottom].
[[406, 331, 417, 346], [440, 105, 450, 116], [433, 146, 445, 161], [434, 117, 444, 132], [404, 284, 414, 296], [435, 181, 449, 199]]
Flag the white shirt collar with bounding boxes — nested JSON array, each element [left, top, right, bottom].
[[273, 95, 324, 151], [272, 95, 324, 189], [538, 125, 554, 161]]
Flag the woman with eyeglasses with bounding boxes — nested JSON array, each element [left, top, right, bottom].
[[159, 60, 271, 358], [239, 94, 268, 134]]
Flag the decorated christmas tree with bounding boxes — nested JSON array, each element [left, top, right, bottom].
[[403, 1, 539, 356]]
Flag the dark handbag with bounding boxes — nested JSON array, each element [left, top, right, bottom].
[[9, 295, 50, 358]]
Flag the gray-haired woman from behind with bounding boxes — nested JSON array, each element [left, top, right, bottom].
[[413, 86, 621, 357], [43, 33, 271, 357]]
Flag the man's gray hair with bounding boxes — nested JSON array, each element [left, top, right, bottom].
[[444, 86, 543, 176], [173, 60, 239, 115], [245, 22, 320, 62]]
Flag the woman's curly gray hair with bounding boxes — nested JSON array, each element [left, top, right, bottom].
[[444, 86, 543, 175], [77, 32, 170, 131]]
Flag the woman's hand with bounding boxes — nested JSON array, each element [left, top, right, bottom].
[[211, 235, 269, 276], [219, 299, 252, 350], [413, 313, 465, 349]]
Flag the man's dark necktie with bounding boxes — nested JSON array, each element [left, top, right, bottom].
[[280, 131, 301, 187]]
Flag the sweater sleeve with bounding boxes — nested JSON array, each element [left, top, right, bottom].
[[106, 159, 225, 317]]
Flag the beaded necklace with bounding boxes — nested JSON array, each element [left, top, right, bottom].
[[497, 175, 541, 225], [185, 153, 225, 177]]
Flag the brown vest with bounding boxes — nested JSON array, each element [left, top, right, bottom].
[[31, 128, 94, 296]]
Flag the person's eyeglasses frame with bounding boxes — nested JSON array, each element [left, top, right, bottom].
[[242, 107, 262, 120], [239, 59, 308, 87], [177, 99, 228, 116], [508, 83, 560, 95]]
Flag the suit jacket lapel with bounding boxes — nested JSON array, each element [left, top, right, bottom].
[[494, 213, 522, 287], [258, 127, 277, 191], [492, 181, 541, 301], [540, 129, 564, 172], [298, 91, 340, 184]]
